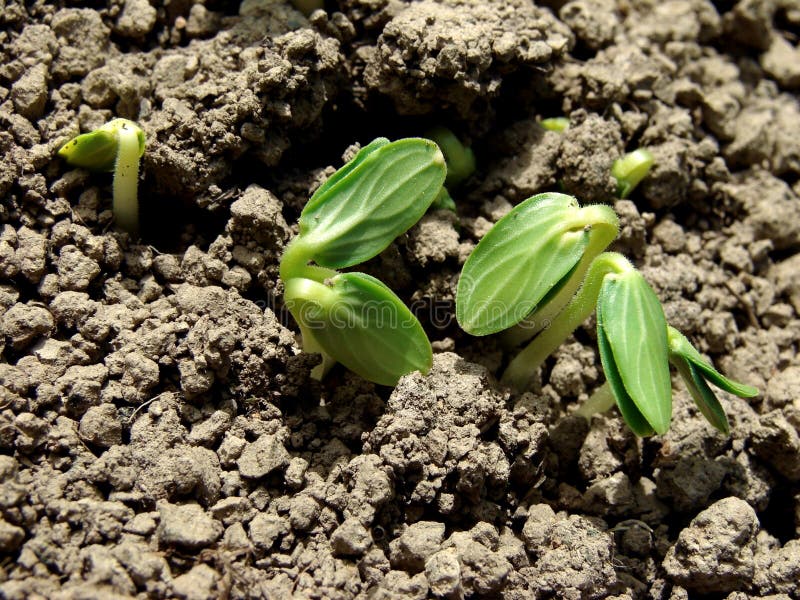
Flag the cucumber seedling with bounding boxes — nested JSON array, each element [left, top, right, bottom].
[[280, 138, 446, 386], [456, 192, 757, 436], [425, 127, 476, 212], [58, 118, 146, 236]]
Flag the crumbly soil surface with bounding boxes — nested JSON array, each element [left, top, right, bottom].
[[1, 0, 800, 598]]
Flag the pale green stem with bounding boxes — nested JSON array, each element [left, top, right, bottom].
[[574, 381, 615, 421], [113, 123, 143, 236], [280, 240, 343, 380], [283, 277, 338, 380], [501, 252, 632, 391], [426, 126, 475, 186], [299, 323, 338, 380], [501, 204, 620, 349], [279, 237, 337, 283]]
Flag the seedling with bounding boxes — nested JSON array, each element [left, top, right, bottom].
[[537, 116, 654, 199], [456, 192, 757, 435], [540, 116, 570, 133], [425, 126, 476, 188], [58, 118, 146, 236], [423, 128, 474, 214], [612, 148, 654, 199], [280, 137, 446, 385]]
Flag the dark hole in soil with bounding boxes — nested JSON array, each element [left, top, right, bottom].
[[138, 189, 223, 251], [479, 414, 501, 442], [568, 40, 602, 63], [494, 67, 564, 129], [709, 0, 738, 13], [661, 512, 696, 539], [759, 482, 798, 544], [0, 276, 38, 314], [275, 95, 448, 173]]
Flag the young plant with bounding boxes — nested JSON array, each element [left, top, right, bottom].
[[456, 192, 757, 435], [426, 126, 476, 188], [280, 137, 446, 385], [58, 118, 146, 236], [540, 116, 570, 133], [612, 148, 654, 199], [537, 116, 654, 199]]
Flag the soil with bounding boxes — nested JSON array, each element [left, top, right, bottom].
[[1, 0, 800, 598]]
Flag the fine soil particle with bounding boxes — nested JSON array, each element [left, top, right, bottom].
[[1, 0, 800, 598]]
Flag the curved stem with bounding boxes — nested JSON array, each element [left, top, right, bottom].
[[501, 252, 632, 391], [574, 381, 615, 421], [283, 277, 337, 308], [283, 277, 338, 380], [113, 123, 142, 236], [281, 240, 341, 380], [279, 237, 337, 283], [501, 204, 620, 348], [299, 323, 338, 380]]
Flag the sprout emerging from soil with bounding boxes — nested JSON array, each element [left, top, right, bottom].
[[537, 116, 654, 198], [424, 127, 474, 213], [58, 118, 146, 236], [280, 138, 447, 386], [425, 126, 476, 188], [612, 148, 654, 199], [456, 192, 757, 436], [540, 116, 570, 133]]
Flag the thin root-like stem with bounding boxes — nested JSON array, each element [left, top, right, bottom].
[[113, 122, 143, 236], [574, 381, 615, 421], [501, 252, 632, 391]]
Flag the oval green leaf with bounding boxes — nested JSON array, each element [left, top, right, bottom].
[[58, 128, 118, 172], [671, 354, 730, 435], [596, 315, 655, 436], [310, 137, 390, 200], [597, 270, 672, 435], [612, 148, 654, 199], [456, 193, 591, 336], [286, 272, 432, 386], [299, 138, 446, 269], [667, 326, 758, 398], [58, 118, 145, 172]]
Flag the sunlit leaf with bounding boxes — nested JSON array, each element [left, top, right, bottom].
[[58, 129, 118, 171], [299, 138, 446, 269], [58, 118, 145, 172], [540, 117, 570, 133], [597, 269, 672, 435], [597, 314, 655, 436], [667, 327, 758, 398], [285, 272, 432, 386], [309, 137, 390, 201], [457, 193, 593, 336]]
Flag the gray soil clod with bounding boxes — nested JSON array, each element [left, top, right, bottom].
[[1, 0, 800, 598]]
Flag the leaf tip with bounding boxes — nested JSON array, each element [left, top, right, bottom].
[[735, 383, 760, 398], [432, 146, 446, 169]]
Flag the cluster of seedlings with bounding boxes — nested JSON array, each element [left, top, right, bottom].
[[58, 121, 757, 436]]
